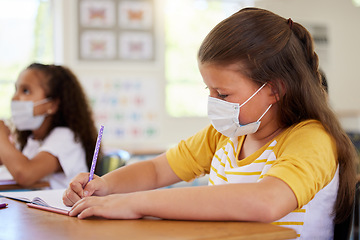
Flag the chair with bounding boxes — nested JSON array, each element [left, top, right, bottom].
[[333, 181, 360, 240], [352, 181, 360, 239], [95, 150, 131, 176]]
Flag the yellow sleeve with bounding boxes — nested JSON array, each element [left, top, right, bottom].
[[166, 124, 227, 181], [264, 120, 338, 207]]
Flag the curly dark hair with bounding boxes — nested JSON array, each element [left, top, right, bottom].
[[15, 63, 101, 169]]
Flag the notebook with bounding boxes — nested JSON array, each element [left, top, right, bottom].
[[0, 165, 13, 181], [0, 189, 71, 215]]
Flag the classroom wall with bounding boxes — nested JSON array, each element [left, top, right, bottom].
[[53, 0, 360, 153], [53, 0, 209, 152], [255, 0, 360, 129]]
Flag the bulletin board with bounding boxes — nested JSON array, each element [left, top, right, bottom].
[[82, 76, 162, 145], [77, 0, 154, 61]]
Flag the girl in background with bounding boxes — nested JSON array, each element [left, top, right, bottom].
[[0, 63, 100, 189], [63, 8, 357, 239]]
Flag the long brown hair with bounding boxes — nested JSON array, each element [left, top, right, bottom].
[[198, 7, 358, 223], [15, 63, 101, 169]]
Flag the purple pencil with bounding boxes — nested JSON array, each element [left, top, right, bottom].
[[88, 125, 104, 182], [0, 203, 8, 209]]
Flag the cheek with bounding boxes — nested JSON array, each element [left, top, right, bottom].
[[238, 110, 253, 124], [33, 105, 48, 116], [237, 103, 257, 124], [226, 95, 243, 105], [13, 94, 32, 101], [20, 96, 32, 101]]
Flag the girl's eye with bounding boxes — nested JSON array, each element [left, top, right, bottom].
[[22, 88, 30, 95], [218, 93, 228, 99]]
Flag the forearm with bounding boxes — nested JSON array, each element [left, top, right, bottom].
[[0, 141, 39, 186], [136, 184, 264, 221], [102, 153, 181, 194], [102, 160, 158, 194], [69, 176, 297, 221], [135, 178, 297, 222], [0, 136, 60, 186], [0, 137, 32, 183]]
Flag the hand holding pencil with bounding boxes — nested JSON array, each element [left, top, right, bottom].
[[63, 173, 109, 206], [63, 125, 107, 207]]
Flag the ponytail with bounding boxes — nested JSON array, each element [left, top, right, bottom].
[[290, 23, 322, 86]]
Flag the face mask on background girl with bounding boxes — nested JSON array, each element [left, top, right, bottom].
[[11, 98, 51, 131]]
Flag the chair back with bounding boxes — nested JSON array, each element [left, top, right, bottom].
[[333, 182, 360, 240], [95, 150, 131, 176]]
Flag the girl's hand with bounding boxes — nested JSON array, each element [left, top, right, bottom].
[[69, 193, 142, 219], [62, 173, 109, 207], [0, 120, 11, 140]]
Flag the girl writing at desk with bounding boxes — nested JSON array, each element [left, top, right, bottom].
[[0, 63, 100, 189], [63, 8, 357, 239]]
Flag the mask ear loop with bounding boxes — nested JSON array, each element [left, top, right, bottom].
[[256, 104, 272, 122], [33, 98, 53, 117], [239, 82, 267, 108], [33, 98, 51, 107]]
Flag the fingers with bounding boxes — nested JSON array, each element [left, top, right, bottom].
[[68, 198, 86, 217], [62, 173, 90, 206], [63, 187, 81, 207], [69, 196, 99, 218], [69, 196, 118, 219], [68, 194, 143, 220], [77, 206, 102, 219], [83, 174, 100, 197]]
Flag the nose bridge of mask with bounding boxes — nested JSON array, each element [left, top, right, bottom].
[[207, 97, 240, 122], [11, 98, 50, 116]]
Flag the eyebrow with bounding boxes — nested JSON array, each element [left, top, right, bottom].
[[212, 87, 229, 91], [16, 82, 31, 89]]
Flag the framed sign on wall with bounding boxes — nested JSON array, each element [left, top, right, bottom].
[[78, 0, 155, 61]]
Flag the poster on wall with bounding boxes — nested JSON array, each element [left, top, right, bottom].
[[78, 0, 154, 61], [119, 32, 153, 59], [80, 0, 116, 27], [303, 23, 329, 69], [81, 30, 116, 59], [82, 76, 161, 145], [118, 1, 153, 29]]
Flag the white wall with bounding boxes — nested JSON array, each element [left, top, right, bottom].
[[53, 0, 360, 152], [53, 0, 210, 152], [256, 0, 360, 131]]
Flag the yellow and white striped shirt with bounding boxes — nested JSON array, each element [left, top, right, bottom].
[[167, 120, 338, 239]]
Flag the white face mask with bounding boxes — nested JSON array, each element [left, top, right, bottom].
[[207, 83, 272, 138], [11, 98, 50, 131]]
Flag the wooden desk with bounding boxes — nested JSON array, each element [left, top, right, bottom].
[[0, 199, 297, 240], [0, 180, 50, 191], [0, 166, 50, 190]]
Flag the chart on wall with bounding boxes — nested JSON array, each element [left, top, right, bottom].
[[82, 76, 161, 143], [78, 0, 154, 61], [303, 23, 329, 69]]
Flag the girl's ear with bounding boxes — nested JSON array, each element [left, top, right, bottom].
[[267, 79, 285, 104], [47, 99, 60, 115]]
